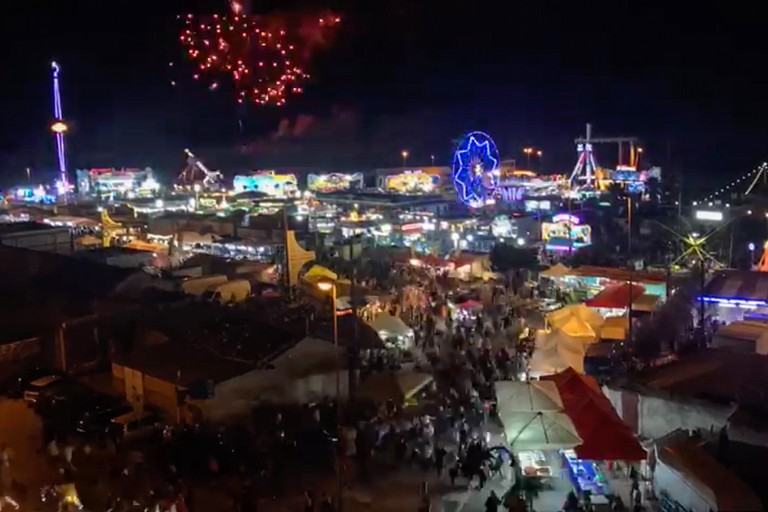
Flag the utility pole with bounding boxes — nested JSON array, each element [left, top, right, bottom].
[[627, 196, 634, 344], [348, 235, 359, 401]]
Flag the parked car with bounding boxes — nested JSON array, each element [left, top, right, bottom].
[[108, 411, 162, 442], [76, 403, 133, 438], [0, 365, 61, 399], [23, 375, 64, 403]]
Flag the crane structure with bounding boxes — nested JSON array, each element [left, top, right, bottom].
[[569, 123, 641, 189], [177, 148, 224, 191]]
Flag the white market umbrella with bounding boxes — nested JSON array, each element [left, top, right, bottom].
[[503, 411, 581, 451]]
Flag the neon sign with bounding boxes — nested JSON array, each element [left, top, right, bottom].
[[308, 172, 363, 193], [552, 213, 581, 224]]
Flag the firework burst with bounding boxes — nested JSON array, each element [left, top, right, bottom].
[[176, 3, 340, 106]]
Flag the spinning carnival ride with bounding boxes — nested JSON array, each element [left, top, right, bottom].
[[452, 132, 500, 207], [177, 149, 224, 191]]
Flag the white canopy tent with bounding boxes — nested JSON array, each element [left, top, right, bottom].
[[495, 381, 580, 451], [495, 381, 564, 412], [503, 411, 582, 451], [540, 263, 571, 279], [546, 304, 604, 333], [530, 329, 587, 376], [367, 314, 415, 351]]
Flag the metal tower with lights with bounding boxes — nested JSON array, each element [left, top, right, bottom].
[[569, 123, 640, 189], [51, 61, 69, 189]]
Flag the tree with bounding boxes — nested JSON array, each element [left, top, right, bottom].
[[490, 244, 538, 293], [490, 244, 538, 274]]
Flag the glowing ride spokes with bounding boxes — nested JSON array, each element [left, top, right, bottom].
[[452, 132, 500, 207]]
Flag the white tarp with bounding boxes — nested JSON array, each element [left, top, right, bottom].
[[495, 381, 564, 412]]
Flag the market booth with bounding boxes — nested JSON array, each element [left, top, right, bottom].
[[543, 369, 646, 505], [495, 381, 581, 484], [366, 314, 415, 351], [586, 282, 646, 315], [548, 265, 668, 302]]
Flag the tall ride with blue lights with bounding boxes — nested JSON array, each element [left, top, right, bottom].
[[51, 61, 68, 189]]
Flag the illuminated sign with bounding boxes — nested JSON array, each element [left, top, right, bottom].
[[542, 214, 591, 250], [385, 170, 439, 194], [307, 172, 363, 193], [491, 215, 517, 238], [552, 213, 581, 225], [234, 172, 298, 197], [499, 186, 525, 203], [524, 200, 552, 212], [695, 210, 723, 222]]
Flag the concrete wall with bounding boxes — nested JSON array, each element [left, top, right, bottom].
[[0, 337, 40, 363], [0, 228, 72, 254], [605, 384, 736, 440], [654, 457, 711, 512]]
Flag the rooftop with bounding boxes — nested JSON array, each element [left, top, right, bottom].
[[615, 349, 768, 408], [0, 221, 65, 235], [113, 341, 255, 387]]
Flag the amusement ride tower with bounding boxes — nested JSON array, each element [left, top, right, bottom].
[[51, 61, 69, 189]]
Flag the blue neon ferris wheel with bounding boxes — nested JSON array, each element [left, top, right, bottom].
[[452, 131, 500, 207]]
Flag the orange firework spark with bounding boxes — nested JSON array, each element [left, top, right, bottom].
[[177, 7, 340, 106]]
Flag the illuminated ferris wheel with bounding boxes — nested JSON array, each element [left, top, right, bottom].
[[452, 131, 501, 207]]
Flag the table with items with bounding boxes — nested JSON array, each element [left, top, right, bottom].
[[562, 449, 611, 501], [517, 450, 553, 478]]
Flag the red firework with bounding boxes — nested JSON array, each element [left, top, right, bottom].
[[177, 5, 340, 106]]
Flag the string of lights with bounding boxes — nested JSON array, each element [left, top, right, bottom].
[[697, 162, 768, 204]]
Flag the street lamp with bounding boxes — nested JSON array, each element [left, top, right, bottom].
[[430, 155, 435, 166], [749, 242, 756, 268], [316, 279, 342, 509], [523, 147, 533, 168], [401, 150, 409, 168]]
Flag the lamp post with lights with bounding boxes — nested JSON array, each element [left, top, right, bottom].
[[316, 279, 342, 510]]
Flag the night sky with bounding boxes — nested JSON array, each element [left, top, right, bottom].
[[1, 0, 766, 190]]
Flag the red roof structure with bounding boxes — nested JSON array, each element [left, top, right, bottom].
[[543, 368, 646, 460], [585, 282, 645, 309]]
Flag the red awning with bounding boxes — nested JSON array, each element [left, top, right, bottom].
[[543, 368, 646, 461], [586, 283, 645, 309]]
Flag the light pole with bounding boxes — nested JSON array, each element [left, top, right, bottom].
[[636, 147, 643, 168], [523, 147, 533, 168], [536, 150, 543, 170], [317, 279, 342, 509], [749, 242, 756, 269], [430, 155, 435, 166], [401, 150, 409, 168], [25, 167, 30, 184], [627, 196, 634, 343]]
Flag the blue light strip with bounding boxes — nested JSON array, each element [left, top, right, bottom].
[[699, 296, 768, 307]]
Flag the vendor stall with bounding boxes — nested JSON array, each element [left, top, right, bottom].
[[562, 449, 611, 499], [367, 314, 415, 351], [518, 449, 553, 478]]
